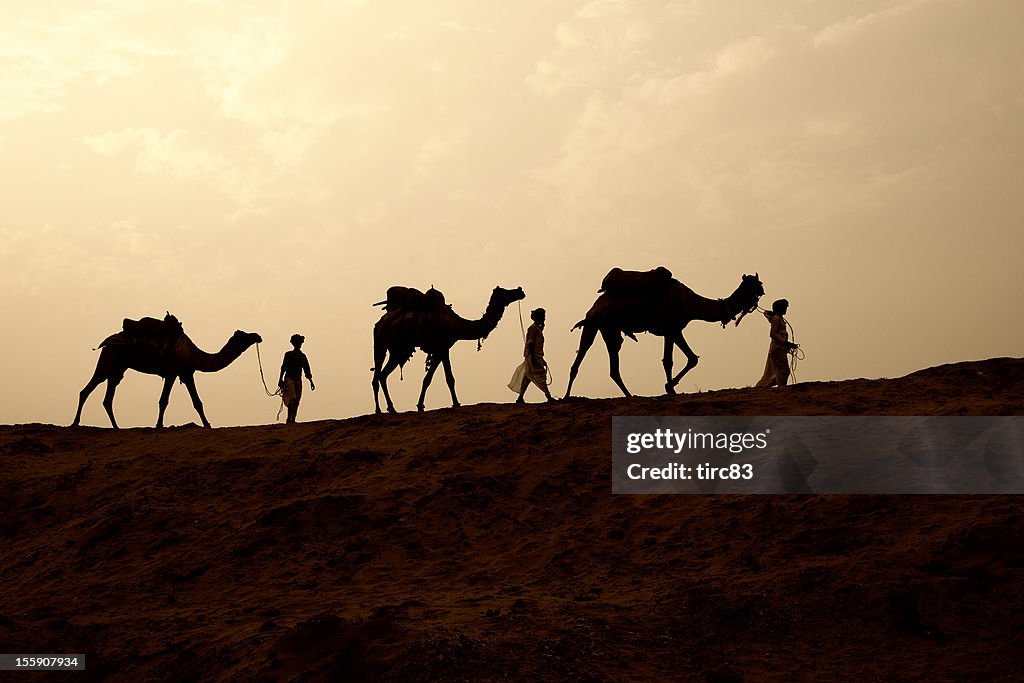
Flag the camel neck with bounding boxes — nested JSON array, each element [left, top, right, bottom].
[[453, 297, 507, 341], [186, 336, 248, 373], [689, 284, 748, 325]]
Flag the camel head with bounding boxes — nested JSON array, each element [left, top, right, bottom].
[[230, 330, 263, 349], [477, 286, 527, 338], [491, 286, 526, 308], [730, 273, 765, 326], [741, 273, 764, 302]]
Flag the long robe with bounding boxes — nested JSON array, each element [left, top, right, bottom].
[[754, 312, 791, 388], [508, 323, 549, 393]]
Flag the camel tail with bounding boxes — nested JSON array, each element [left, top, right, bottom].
[[571, 319, 586, 332], [94, 335, 115, 351]]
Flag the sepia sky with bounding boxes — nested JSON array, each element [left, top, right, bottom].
[[2, 0, 1022, 428]]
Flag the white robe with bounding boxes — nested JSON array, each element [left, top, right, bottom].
[[508, 324, 548, 392]]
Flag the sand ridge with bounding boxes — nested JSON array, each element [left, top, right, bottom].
[[2, 357, 1023, 680]]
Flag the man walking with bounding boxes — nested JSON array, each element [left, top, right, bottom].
[[509, 308, 555, 404], [754, 299, 798, 388], [279, 334, 315, 423]]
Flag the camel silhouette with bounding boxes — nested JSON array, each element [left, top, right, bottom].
[[564, 270, 764, 398], [72, 321, 262, 429], [372, 285, 526, 413]]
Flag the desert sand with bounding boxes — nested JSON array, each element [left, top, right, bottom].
[[2, 357, 1023, 681]]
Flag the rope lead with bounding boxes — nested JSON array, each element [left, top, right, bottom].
[[517, 299, 526, 342], [785, 318, 805, 382], [255, 343, 287, 420], [255, 343, 282, 397]]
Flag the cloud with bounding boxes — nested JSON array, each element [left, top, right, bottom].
[[526, 0, 655, 95], [532, 0, 1024, 240], [81, 126, 276, 220], [83, 128, 226, 179], [813, 0, 937, 48], [408, 129, 470, 188], [190, 10, 293, 125], [0, 9, 176, 123], [532, 27, 790, 228]]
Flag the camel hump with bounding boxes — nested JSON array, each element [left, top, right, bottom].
[[598, 266, 674, 295], [375, 286, 447, 312]]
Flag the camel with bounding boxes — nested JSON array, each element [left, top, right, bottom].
[[564, 270, 764, 398], [72, 319, 262, 429], [372, 285, 526, 413]]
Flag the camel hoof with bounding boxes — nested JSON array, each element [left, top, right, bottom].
[[416, 404, 424, 412], [452, 402, 461, 408], [388, 407, 397, 414], [665, 382, 676, 395]]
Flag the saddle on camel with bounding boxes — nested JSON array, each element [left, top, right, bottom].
[[97, 312, 185, 371], [373, 286, 449, 313], [598, 266, 675, 295]]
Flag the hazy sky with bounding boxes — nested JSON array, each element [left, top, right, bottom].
[[2, 0, 1022, 427]]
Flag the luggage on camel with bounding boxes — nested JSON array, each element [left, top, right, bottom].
[[123, 316, 171, 339], [97, 312, 184, 350], [373, 286, 447, 312], [598, 266, 675, 295]]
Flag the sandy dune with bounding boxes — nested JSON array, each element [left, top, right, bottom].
[[2, 357, 1023, 680]]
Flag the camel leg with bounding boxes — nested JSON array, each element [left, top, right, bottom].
[[662, 336, 675, 394], [667, 332, 699, 393], [101, 370, 125, 430], [371, 341, 389, 414], [73, 367, 107, 427], [416, 355, 441, 412], [601, 328, 631, 397], [372, 371, 381, 414], [156, 374, 175, 428], [440, 352, 460, 408], [180, 373, 212, 428], [565, 324, 599, 398], [377, 356, 401, 414]]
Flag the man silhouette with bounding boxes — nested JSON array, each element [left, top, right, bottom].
[[279, 334, 315, 423], [755, 299, 798, 388], [509, 308, 555, 404]]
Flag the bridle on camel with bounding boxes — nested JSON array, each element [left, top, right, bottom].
[[720, 294, 761, 329]]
